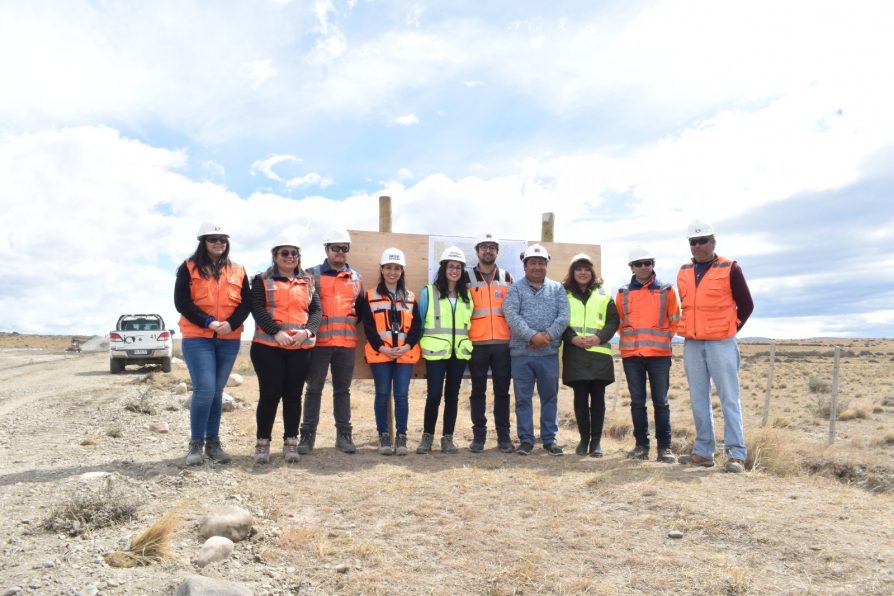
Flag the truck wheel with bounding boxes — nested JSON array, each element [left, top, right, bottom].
[[110, 359, 123, 374], [161, 357, 172, 373]]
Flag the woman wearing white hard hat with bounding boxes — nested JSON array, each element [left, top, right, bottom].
[[249, 234, 322, 464], [561, 253, 619, 457], [415, 246, 474, 454], [356, 247, 421, 455], [175, 221, 251, 466]]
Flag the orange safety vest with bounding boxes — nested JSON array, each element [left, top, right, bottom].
[[179, 260, 245, 340], [677, 256, 739, 340], [616, 277, 680, 358], [308, 264, 362, 348], [465, 266, 511, 344], [252, 270, 316, 349], [363, 289, 421, 364]]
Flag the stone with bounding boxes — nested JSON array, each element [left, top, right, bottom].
[[668, 530, 684, 539], [221, 393, 237, 412], [175, 382, 188, 395], [148, 421, 169, 433], [77, 585, 98, 596], [199, 506, 253, 542], [173, 575, 253, 596], [194, 536, 235, 568], [3, 588, 22, 596], [227, 373, 243, 387], [336, 563, 349, 574]]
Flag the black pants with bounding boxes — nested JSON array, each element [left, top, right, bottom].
[[423, 356, 468, 434], [468, 343, 512, 440], [571, 379, 608, 438], [251, 342, 311, 440]]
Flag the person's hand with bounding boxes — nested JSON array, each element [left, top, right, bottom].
[[378, 345, 396, 359], [393, 345, 410, 357], [215, 321, 232, 336], [275, 330, 294, 347], [529, 331, 550, 349]]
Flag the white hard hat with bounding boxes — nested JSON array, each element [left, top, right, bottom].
[[627, 246, 654, 265], [569, 252, 593, 267], [521, 244, 550, 262], [324, 227, 351, 245], [196, 221, 228, 240], [271, 234, 301, 253], [439, 246, 466, 265], [687, 220, 715, 239], [380, 247, 406, 267], [474, 233, 500, 249]]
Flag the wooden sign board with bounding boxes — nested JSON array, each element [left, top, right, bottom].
[[345, 230, 601, 379]]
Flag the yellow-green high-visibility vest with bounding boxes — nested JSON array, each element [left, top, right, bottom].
[[567, 287, 613, 356], [420, 284, 473, 361]]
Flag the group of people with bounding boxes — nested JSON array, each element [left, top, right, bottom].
[[174, 219, 753, 473]]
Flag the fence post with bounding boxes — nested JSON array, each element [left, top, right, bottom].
[[541, 212, 554, 242], [827, 346, 841, 444], [761, 340, 776, 427]]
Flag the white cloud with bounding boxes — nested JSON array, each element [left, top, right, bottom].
[[245, 59, 278, 88], [250, 154, 302, 182], [285, 172, 334, 189], [394, 114, 420, 126]]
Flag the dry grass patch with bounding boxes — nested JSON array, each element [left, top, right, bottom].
[[103, 510, 179, 568], [42, 477, 140, 536], [747, 427, 803, 476]]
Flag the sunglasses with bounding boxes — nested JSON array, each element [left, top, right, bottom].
[[278, 250, 299, 258], [327, 245, 350, 253], [204, 236, 228, 244], [631, 260, 654, 268], [689, 237, 713, 246], [478, 243, 498, 251]]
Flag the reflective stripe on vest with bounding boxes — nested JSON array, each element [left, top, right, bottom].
[[179, 260, 245, 340], [308, 265, 362, 347], [466, 266, 511, 344], [252, 273, 316, 349], [363, 289, 421, 364], [420, 285, 473, 361], [567, 287, 613, 356], [677, 256, 738, 340], [617, 280, 678, 357]]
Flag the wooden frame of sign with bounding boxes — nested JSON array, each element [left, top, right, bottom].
[[346, 229, 601, 379]]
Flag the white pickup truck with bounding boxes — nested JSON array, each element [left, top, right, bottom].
[[109, 314, 174, 373]]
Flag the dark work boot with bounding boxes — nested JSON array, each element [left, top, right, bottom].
[[469, 431, 486, 453], [589, 435, 603, 458], [186, 440, 204, 466], [574, 408, 590, 456], [204, 438, 231, 463], [335, 424, 356, 454], [297, 427, 316, 455]]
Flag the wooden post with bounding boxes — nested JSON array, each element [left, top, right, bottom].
[[379, 195, 392, 233], [378, 196, 396, 441], [761, 340, 776, 427], [541, 212, 554, 242], [827, 346, 841, 444]]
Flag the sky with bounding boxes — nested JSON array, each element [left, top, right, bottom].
[[2, 0, 893, 339]]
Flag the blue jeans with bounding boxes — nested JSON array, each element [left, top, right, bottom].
[[302, 346, 356, 430], [511, 354, 560, 445], [622, 356, 672, 449], [684, 338, 746, 460], [423, 356, 468, 434], [181, 337, 241, 440], [370, 361, 414, 434]]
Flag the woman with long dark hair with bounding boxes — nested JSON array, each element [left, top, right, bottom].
[[250, 234, 322, 464], [561, 253, 619, 457], [415, 246, 473, 454], [356, 247, 421, 455], [174, 222, 251, 466]]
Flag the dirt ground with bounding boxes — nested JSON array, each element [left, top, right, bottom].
[[0, 334, 892, 595]]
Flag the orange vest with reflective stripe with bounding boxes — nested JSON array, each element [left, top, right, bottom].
[[179, 260, 245, 340], [616, 278, 680, 358], [363, 289, 421, 364], [308, 265, 362, 348], [677, 256, 739, 340], [466, 267, 511, 344], [252, 272, 316, 350]]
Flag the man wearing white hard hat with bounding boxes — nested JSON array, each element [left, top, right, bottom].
[[298, 228, 363, 455], [503, 244, 570, 455], [616, 246, 681, 464], [677, 220, 754, 473], [465, 233, 516, 453]]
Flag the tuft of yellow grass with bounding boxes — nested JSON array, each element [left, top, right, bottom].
[[79, 437, 100, 446], [747, 427, 802, 477], [103, 510, 179, 568]]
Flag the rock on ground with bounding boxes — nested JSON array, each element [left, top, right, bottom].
[[193, 536, 235, 568], [198, 506, 253, 542], [173, 575, 253, 596]]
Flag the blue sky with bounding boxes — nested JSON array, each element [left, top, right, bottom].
[[1, 0, 892, 338]]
